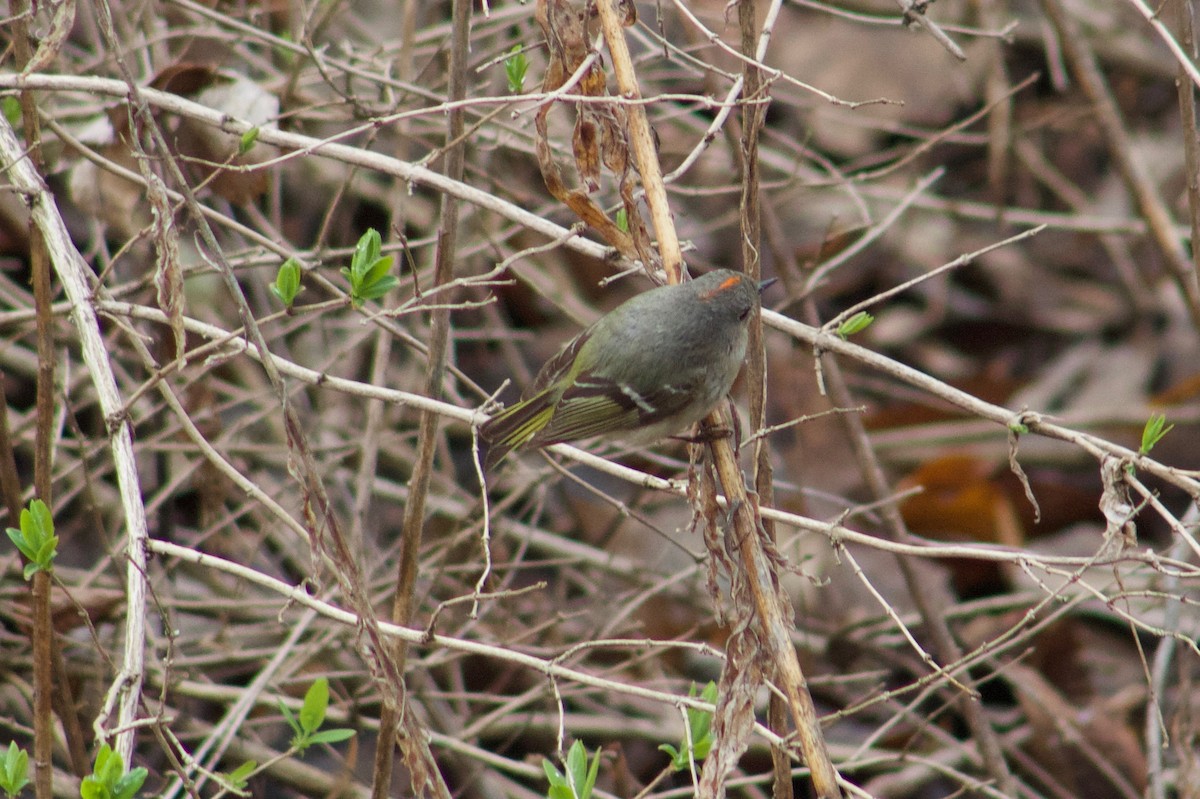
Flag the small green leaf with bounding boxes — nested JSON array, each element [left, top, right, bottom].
[[223, 760, 257, 790], [82, 744, 143, 799], [306, 728, 355, 745], [1008, 421, 1029, 435], [362, 255, 395, 286], [94, 744, 121, 784], [6, 527, 32, 561], [565, 741, 586, 787], [238, 127, 260, 156], [543, 741, 601, 799], [6, 499, 57, 580], [355, 275, 400, 302], [1, 97, 20, 126], [299, 678, 330, 736], [112, 767, 148, 799], [661, 682, 718, 771], [543, 758, 573, 799], [581, 746, 601, 799], [270, 258, 303, 307], [1139, 413, 1174, 456], [278, 698, 301, 736], [686, 682, 718, 761], [614, 208, 628, 233], [504, 44, 528, 93], [352, 230, 383, 281], [344, 230, 397, 306], [30, 500, 52, 540], [0, 742, 30, 797], [836, 311, 874, 339]]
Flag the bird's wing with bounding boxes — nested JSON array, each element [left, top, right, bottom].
[[531, 372, 699, 445]]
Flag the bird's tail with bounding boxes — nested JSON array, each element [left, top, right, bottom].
[[479, 390, 555, 470]]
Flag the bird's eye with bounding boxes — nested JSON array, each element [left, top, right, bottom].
[[739, 307, 751, 321]]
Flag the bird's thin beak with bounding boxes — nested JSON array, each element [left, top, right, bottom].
[[757, 277, 778, 294]]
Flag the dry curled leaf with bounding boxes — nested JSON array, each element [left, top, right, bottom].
[[533, 0, 647, 262]]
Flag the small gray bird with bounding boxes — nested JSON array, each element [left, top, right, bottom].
[[481, 269, 772, 468]]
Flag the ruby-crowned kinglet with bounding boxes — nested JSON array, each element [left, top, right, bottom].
[[480, 269, 774, 468]]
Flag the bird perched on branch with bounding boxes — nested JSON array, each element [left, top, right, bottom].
[[480, 268, 773, 469]]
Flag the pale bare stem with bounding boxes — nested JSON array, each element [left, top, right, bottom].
[[427, 585, 547, 634], [1146, 505, 1200, 799], [1125, 0, 1200, 90], [552, 636, 711, 662], [795, 0, 1019, 40], [595, 0, 682, 278], [834, 540, 976, 696], [146, 539, 779, 731], [682, 702, 702, 789], [551, 678, 566, 756], [665, 0, 894, 107], [740, 405, 866, 447], [470, 432, 493, 619], [820, 224, 1048, 333], [803, 167, 945, 295], [0, 114, 151, 764], [892, 0, 966, 60], [495, 222, 588, 270], [1124, 471, 1200, 560]]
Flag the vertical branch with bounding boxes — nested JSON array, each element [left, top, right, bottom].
[[9, 0, 91, 791], [700, 417, 843, 799], [374, 0, 470, 797], [592, 0, 683, 283], [0, 111, 152, 777], [595, 0, 843, 794], [976, 0, 1013, 206], [1176, 0, 1200, 272], [732, 2, 791, 797]]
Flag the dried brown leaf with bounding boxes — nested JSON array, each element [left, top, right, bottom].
[[533, 0, 642, 259], [697, 623, 767, 799]]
